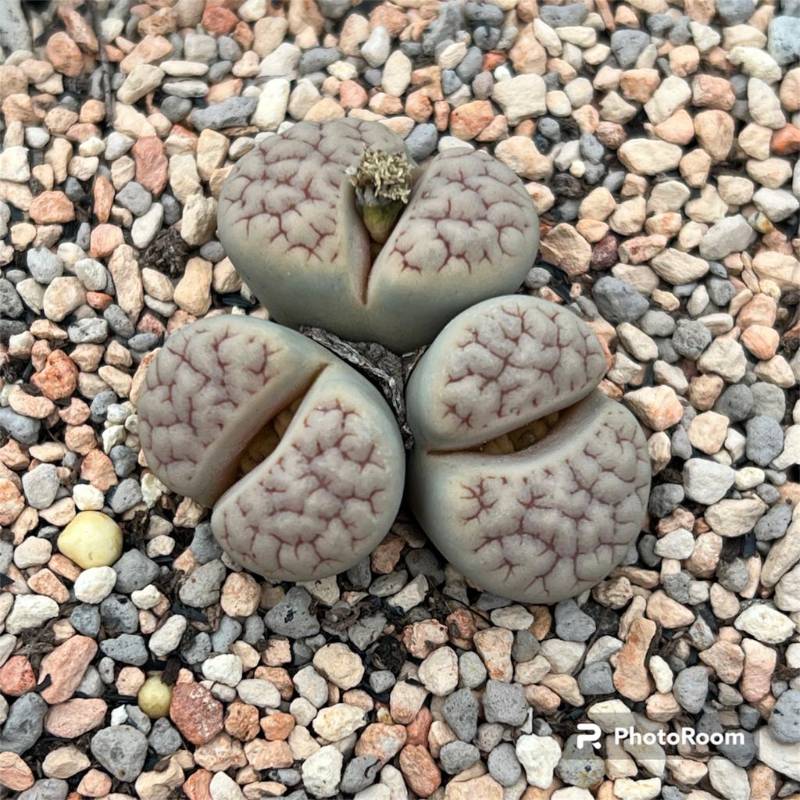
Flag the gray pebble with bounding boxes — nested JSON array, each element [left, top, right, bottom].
[[442, 69, 462, 95], [189, 522, 223, 564], [100, 634, 148, 665], [755, 502, 792, 541], [116, 181, 152, 216], [487, 742, 522, 787], [746, 415, 784, 466], [483, 680, 527, 726], [0, 408, 40, 445], [673, 665, 708, 713], [0, 692, 47, 754], [405, 124, 438, 161], [672, 319, 711, 359], [109, 477, 143, 514], [91, 725, 149, 782], [477, 722, 504, 752], [456, 46, 483, 82], [243, 614, 265, 645], [716, 558, 749, 594], [126, 704, 152, 734], [662, 571, 692, 604], [554, 600, 596, 642], [707, 276, 735, 306], [18, 780, 68, 800], [716, 729, 756, 767], [668, 15, 692, 44], [27, 248, 63, 283], [649, 484, 684, 517], [75, 258, 108, 291], [184, 33, 216, 61], [578, 661, 614, 695], [769, 15, 800, 64], [110, 445, 138, 478], [69, 317, 109, 343], [610, 29, 650, 67], [340, 755, 380, 794], [443, 688, 479, 741], [718, 0, 755, 23], [22, 463, 59, 509], [579, 133, 604, 165], [639, 309, 675, 337], [189, 97, 257, 130], [715, 384, 753, 422], [179, 559, 226, 608], [459, 650, 487, 688], [317, 0, 351, 18], [114, 548, 159, 593], [299, 47, 340, 74], [104, 305, 135, 338], [422, 0, 465, 54], [349, 613, 386, 651], [369, 670, 396, 693], [265, 587, 320, 638], [592, 276, 648, 323], [70, 604, 101, 636], [512, 630, 540, 662], [181, 632, 212, 664], [539, 2, 587, 25], [212, 615, 243, 652], [101, 594, 139, 634], [751, 382, 786, 420], [440, 741, 480, 774], [770, 689, 800, 742], [472, 70, 494, 99], [557, 734, 605, 788], [149, 717, 182, 755], [161, 96, 192, 122]]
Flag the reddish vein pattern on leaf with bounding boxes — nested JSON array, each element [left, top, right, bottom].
[[216, 397, 391, 580], [218, 118, 400, 269], [377, 149, 536, 277], [458, 408, 650, 598], [438, 301, 607, 438], [218, 120, 537, 290], [138, 322, 278, 495]]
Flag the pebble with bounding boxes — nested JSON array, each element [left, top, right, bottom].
[[770, 689, 800, 743], [265, 588, 320, 638], [90, 726, 148, 782], [4, 2, 800, 797], [74, 566, 117, 604], [442, 688, 479, 742], [483, 681, 528, 726], [57, 512, 122, 568], [301, 745, 343, 798], [516, 734, 561, 789]]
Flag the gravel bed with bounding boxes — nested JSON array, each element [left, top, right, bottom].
[[1, 0, 800, 799]]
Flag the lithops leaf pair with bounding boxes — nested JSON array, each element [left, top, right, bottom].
[[217, 118, 539, 353], [137, 316, 405, 581], [406, 296, 651, 604]]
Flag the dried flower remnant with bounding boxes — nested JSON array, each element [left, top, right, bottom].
[[349, 149, 413, 245], [406, 296, 651, 604]]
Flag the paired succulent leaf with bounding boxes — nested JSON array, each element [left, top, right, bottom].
[[217, 118, 539, 353], [137, 316, 405, 581], [405, 296, 652, 604]]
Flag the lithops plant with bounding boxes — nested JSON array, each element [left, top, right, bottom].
[[217, 118, 539, 353], [406, 295, 651, 604], [137, 315, 405, 581]]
